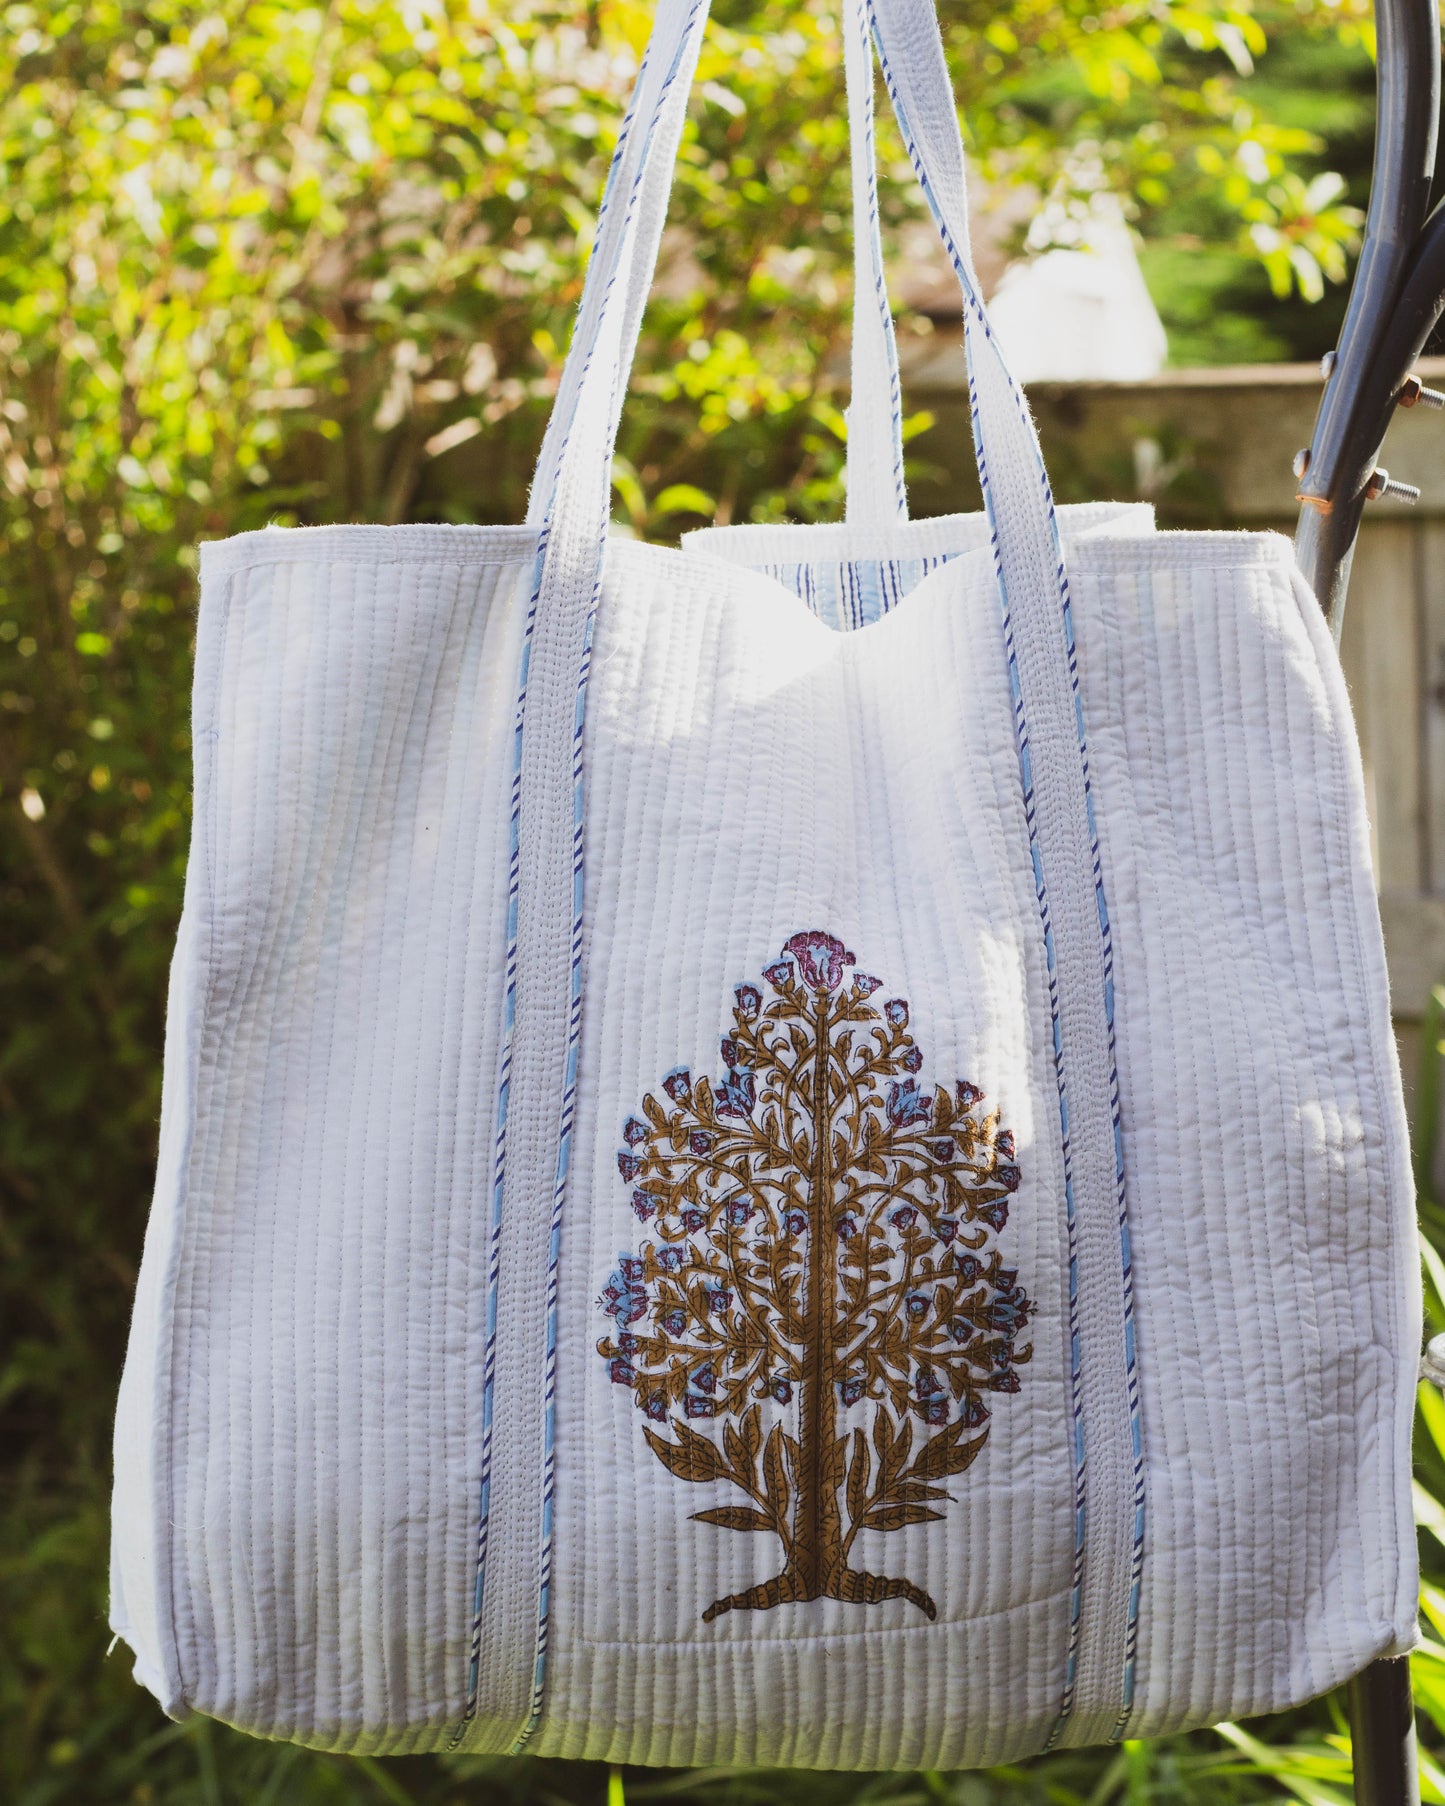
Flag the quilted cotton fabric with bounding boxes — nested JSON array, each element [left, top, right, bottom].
[[110, 506, 1418, 1760], [109, 0, 1419, 1768]]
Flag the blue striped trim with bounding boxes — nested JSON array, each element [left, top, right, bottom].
[[447, 11, 664, 1743], [759, 552, 947, 628], [868, 3, 1143, 1744], [510, 599, 596, 1752], [496, 3, 708, 1754], [850, 0, 907, 517]]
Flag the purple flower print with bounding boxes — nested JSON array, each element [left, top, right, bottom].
[[886, 1078, 930, 1128], [662, 1068, 691, 1103], [617, 1151, 643, 1182], [763, 959, 793, 989], [956, 1080, 982, 1110], [885, 998, 909, 1029], [890, 1205, 918, 1231], [854, 973, 881, 997], [901, 1045, 923, 1073], [783, 931, 856, 993], [735, 983, 761, 1018], [716, 1068, 756, 1118], [623, 1117, 648, 1146]]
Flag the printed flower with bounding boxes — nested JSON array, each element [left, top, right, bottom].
[[890, 1204, 918, 1231], [598, 1266, 646, 1325], [763, 959, 793, 989], [623, 1117, 648, 1146], [631, 1190, 657, 1221], [914, 1367, 944, 1399], [956, 1080, 983, 1110], [642, 1393, 668, 1421], [904, 1288, 929, 1319], [617, 1151, 643, 1181], [661, 1307, 687, 1336], [692, 1362, 717, 1395], [607, 1357, 635, 1387], [688, 1131, 713, 1158], [681, 1205, 706, 1233], [839, 1374, 866, 1406], [927, 1138, 954, 1163], [919, 1395, 949, 1425], [957, 1255, 983, 1284], [684, 1394, 715, 1418], [996, 1129, 1015, 1159], [782, 1208, 808, 1236], [735, 983, 761, 1018], [997, 1163, 1021, 1193], [657, 1246, 685, 1272], [716, 1068, 756, 1118], [662, 1068, 692, 1103], [886, 1078, 930, 1128], [620, 1256, 644, 1284], [707, 1286, 732, 1314], [901, 1045, 923, 1073], [784, 931, 856, 994], [935, 1216, 959, 1244], [947, 1316, 975, 1345], [885, 998, 909, 1029], [770, 1376, 793, 1404], [836, 1214, 859, 1241], [853, 973, 881, 997], [987, 1369, 1021, 1394], [724, 1199, 754, 1227], [618, 1333, 639, 1355], [977, 1201, 1009, 1231], [963, 1394, 990, 1428]]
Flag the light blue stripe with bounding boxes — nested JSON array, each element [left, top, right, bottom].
[[867, 0, 1143, 1745]]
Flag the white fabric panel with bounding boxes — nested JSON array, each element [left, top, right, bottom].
[[111, 511, 1418, 1758]]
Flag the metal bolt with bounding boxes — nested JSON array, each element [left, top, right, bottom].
[[1399, 371, 1445, 409], [1364, 466, 1421, 504], [1292, 446, 1311, 480], [1321, 349, 1337, 379]]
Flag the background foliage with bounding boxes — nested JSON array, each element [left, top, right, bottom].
[[1, 2, 1440, 1802]]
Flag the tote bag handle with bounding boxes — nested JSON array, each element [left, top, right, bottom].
[[844, 0, 909, 526], [525, 0, 909, 535], [525, 0, 1071, 614], [480, 2, 1137, 1753]]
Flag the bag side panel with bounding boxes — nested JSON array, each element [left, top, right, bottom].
[[109, 573, 233, 1719], [148, 549, 525, 1750], [1071, 542, 1419, 1737]]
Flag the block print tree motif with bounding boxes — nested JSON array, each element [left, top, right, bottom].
[[597, 930, 1033, 1622]]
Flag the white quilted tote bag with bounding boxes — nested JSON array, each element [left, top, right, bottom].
[[110, 0, 1421, 1765]]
